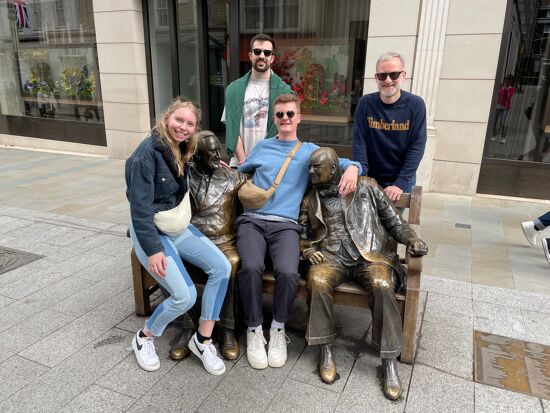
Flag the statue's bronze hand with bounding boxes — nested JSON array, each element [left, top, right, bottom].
[[304, 248, 327, 265], [407, 238, 428, 257]]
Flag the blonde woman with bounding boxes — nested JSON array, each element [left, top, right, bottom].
[[125, 97, 230, 375]]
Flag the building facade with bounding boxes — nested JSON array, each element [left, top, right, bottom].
[[1, 0, 548, 199]]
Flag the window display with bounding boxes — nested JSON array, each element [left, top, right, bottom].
[[0, 0, 104, 145], [272, 38, 365, 121]]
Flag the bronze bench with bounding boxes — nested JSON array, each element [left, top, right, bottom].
[[130, 186, 423, 364]]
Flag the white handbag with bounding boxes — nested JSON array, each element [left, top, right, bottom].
[[153, 175, 192, 236]]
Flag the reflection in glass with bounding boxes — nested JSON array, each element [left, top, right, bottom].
[[0, 0, 102, 124], [177, 0, 200, 103], [486, 1, 550, 164], [148, 0, 174, 117]]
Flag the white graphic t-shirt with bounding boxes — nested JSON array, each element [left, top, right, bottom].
[[223, 78, 269, 167]]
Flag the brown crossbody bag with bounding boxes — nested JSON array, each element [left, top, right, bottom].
[[238, 141, 302, 209]]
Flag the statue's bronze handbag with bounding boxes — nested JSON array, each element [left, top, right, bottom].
[[238, 141, 302, 209]]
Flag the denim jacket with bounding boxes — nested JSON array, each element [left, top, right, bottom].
[[125, 130, 189, 256]]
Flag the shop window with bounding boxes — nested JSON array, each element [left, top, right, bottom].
[[241, 0, 299, 33], [0, 0, 104, 145], [157, 0, 168, 27]]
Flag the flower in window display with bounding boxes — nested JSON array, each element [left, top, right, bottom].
[[76, 65, 96, 99], [271, 48, 301, 86], [56, 68, 79, 98]]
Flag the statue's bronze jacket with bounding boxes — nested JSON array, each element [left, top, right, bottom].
[[299, 177, 418, 266], [189, 167, 246, 247]]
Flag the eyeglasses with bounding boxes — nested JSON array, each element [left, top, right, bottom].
[[374, 71, 404, 81], [275, 110, 296, 119], [251, 48, 273, 57]]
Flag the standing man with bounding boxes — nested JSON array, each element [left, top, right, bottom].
[[236, 94, 361, 370], [223, 33, 292, 167], [352, 52, 427, 201]]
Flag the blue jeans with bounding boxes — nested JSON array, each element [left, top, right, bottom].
[[130, 224, 230, 337], [535, 211, 550, 229]]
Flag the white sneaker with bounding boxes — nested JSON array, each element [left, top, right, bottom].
[[188, 333, 226, 375], [246, 329, 268, 369], [268, 328, 289, 368], [132, 330, 160, 372], [542, 238, 550, 266], [521, 221, 538, 246]]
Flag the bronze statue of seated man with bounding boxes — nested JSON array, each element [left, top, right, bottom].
[[299, 147, 428, 400], [169, 130, 246, 361]]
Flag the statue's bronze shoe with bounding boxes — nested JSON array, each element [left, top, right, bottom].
[[319, 344, 337, 384], [219, 328, 240, 360], [170, 328, 193, 361], [382, 358, 403, 400]]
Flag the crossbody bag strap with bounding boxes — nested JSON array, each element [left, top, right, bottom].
[[271, 141, 302, 189]]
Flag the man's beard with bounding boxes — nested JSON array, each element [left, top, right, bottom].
[[253, 60, 270, 73]]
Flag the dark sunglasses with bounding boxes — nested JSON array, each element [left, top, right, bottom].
[[375, 71, 403, 81], [251, 48, 273, 57], [275, 110, 296, 119]]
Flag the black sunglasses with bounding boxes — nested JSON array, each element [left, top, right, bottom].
[[251, 48, 273, 57], [275, 110, 296, 119], [375, 71, 403, 81]]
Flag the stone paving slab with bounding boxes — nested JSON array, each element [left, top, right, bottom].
[[0, 309, 75, 364], [416, 320, 473, 380], [267, 378, 340, 413], [0, 355, 49, 403], [58, 385, 136, 413], [473, 301, 526, 341], [423, 292, 473, 328], [406, 364, 474, 413], [19, 290, 134, 367], [474, 383, 543, 413], [335, 351, 412, 413], [51, 267, 132, 317]]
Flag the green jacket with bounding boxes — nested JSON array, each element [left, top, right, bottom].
[[224, 70, 293, 157]]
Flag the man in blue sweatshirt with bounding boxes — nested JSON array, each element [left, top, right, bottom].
[[237, 93, 361, 370], [352, 52, 427, 201]]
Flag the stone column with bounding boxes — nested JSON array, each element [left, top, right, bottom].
[[93, 0, 150, 160], [411, 0, 450, 191]]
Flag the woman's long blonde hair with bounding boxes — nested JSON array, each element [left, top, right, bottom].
[[154, 97, 201, 176]]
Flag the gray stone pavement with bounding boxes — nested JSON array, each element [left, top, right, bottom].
[[0, 147, 550, 412]]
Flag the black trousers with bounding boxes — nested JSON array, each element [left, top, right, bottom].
[[235, 215, 301, 327]]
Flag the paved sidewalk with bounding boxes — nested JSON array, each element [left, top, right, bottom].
[[0, 147, 549, 412]]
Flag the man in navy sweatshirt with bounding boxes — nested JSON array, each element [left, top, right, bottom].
[[352, 52, 427, 201]]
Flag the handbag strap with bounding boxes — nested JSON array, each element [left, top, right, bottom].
[[270, 141, 302, 189]]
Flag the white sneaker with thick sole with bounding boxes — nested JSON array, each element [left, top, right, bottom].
[[268, 328, 289, 368], [521, 221, 538, 246], [132, 331, 160, 372], [246, 329, 268, 369], [542, 238, 550, 266], [188, 333, 226, 375]]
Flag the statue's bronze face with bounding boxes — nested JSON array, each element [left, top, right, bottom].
[[309, 152, 335, 186], [198, 136, 222, 170]]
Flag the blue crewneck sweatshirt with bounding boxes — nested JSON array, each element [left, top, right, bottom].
[[238, 137, 360, 221], [352, 91, 427, 189]]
